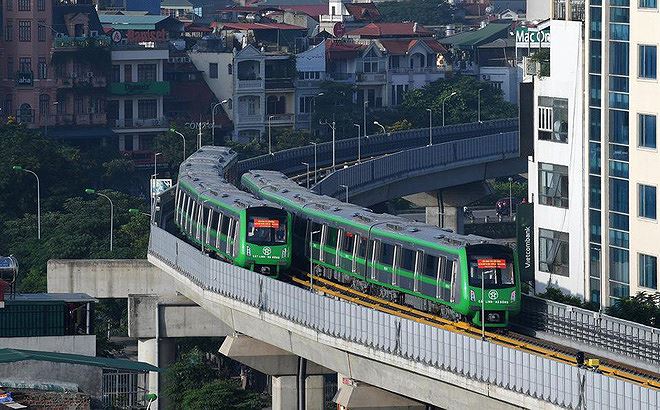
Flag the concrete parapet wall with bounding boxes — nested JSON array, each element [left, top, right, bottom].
[[0, 335, 96, 356], [47, 259, 177, 298]]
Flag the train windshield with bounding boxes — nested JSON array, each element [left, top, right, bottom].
[[466, 244, 515, 288], [246, 208, 288, 245]]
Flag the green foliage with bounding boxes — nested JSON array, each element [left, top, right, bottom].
[[491, 181, 528, 200], [181, 379, 268, 410], [378, 0, 455, 25], [227, 129, 318, 159], [537, 286, 589, 309], [154, 126, 204, 178], [606, 293, 659, 328], [386, 119, 414, 132], [401, 76, 518, 127], [164, 348, 222, 408]]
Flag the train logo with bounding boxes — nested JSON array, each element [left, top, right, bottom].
[[263, 247, 272, 256], [488, 290, 498, 300]]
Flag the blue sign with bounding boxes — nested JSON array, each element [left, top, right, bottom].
[[0, 257, 17, 270]]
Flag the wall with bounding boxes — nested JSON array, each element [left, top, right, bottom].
[[0, 362, 103, 397], [529, 20, 585, 297], [189, 51, 235, 118], [526, 0, 552, 21], [479, 66, 519, 104], [0, 335, 96, 356]]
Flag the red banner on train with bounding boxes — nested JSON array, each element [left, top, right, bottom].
[[254, 219, 280, 228], [477, 259, 507, 269]]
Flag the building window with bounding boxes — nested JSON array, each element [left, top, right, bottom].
[[640, 0, 658, 7], [638, 113, 656, 148], [18, 103, 33, 123], [639, 45, 657, 79], [37, 21, 46, 41], [7, 58, 13, 79], [363, 61, 379, 73], [18, 21, 31, 42], [6, 0, 12, 10], [638, 184, 656, 219], [5, 22, 13, 42], [227, 64, 232, 75], [209, 63, 218, 79], [137, 64, 156, 82], [18, 57, 31, 73], [639, 254, 658, 289], [124, 65, 133, 82], [4, 96, 13, 116], [538, 97, 569, 143], [37, 0, 44, 11], [18, 0, 30, 11], [137, 99, 157, 119], [490, 81, 503, 90], [38, 57, 47, 79], [299, 96, 315, 114], [111, 65, 120, 82], [538, 229, 570, 277], [38, 94, 50, 119], [538, 162, 569, 208]]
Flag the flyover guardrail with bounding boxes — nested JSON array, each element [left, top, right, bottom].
[[148, 226, 659, 410]]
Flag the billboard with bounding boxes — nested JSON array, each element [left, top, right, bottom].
[[516, 202, 534, 284], [515, 26, 550, 48]]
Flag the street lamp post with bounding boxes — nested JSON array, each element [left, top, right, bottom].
[[152, 152, 162, 222], [211, 99, 229, 146], [481, 270, 485, 340], [353, 124, 361, 163], [508, 177, 514, 218], [311, 142, 318, 184], [426, 108, 433, 145], [363, 101, 368, 138], [12, 166, 41, 239], [339, 184, 349, 203], [301, 162, 310, 189], [320, 120, 336, 171], [442, 91, 458, 126], [169, 128, 186, 162], [477, 88, 483, 123], [85, 189, 114, 252], [373, 121, 386, 134], [268, 115, 275, 155]]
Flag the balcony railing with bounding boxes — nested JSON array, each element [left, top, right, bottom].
[[389, 66, 445, 74], [265, 78, 294, 90], [109, 81, 170, 96], [267, 113, 295, 124], [357, 72, 386, 83], [112, 117, 169, 129], [57, 76, 107, 89], [236, 79, 264, 89], [238, 114, 263, 123], [553, 0, 585, 21], [53, 35, 112, 50], [326, 72, 355, 82]]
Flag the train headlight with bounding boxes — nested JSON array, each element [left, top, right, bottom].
[[487, 313, 500, 323], [470, 290, 476, 302], [510, 290, 516, 302], [281, 248, 287, 258]]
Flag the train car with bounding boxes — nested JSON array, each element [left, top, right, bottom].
[[174, 147, 292, 276], [242, 170, 521, 328]]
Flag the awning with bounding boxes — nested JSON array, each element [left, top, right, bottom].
[[0, 349, 161, 372], [46, 126, 116, 140], [440, 23, 512, 49]]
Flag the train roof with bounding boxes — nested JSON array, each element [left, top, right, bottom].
[[242, 170, 496, 250], [178, 146, 275, 212]]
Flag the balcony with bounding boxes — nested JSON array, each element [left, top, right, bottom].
[[265, 78, 294, 90], [319, 14, 353, 23], [237, 114, 263, 124], [57, 75, 107, 89], [53, 35, 112, 51], [109, 81, 170, 96], [236, 79, 264, 90], [357, 72, 386, 83], [112, 117, 169, 129], [553, 0, 585, 21], [267, 113, 295, 125], [47, 113, 107, 126], [15, 71, 33, 87], [326, 72, 356, 82]]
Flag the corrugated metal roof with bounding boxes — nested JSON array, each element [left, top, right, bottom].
[[0, 348, 161, 372], [7, 293, 96, 303], [439, 23, 511, 48], [99, 14, 169, 25]]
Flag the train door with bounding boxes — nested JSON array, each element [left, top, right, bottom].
[[197, 203, 204, 241], [412, 250, 423, 292], [174, 189, 181, 222], [374, 242, 395, 285], [323, 226, 338, 266], [392, 245, 401, 286], [350, 235, 359, 274], [232, 219, 240, 257], [338, 230, 354, 272], [419, 254, 439, 299], [308, 221, 322, 261], [354, 236, 368, 278], [205, 207, 213, 247], [226, 217, 234, 255], [397, 247, 416, 291], [184, 196, 192, 231], [369, 240, 379, 281], [212, 212, 221, 250], [318, 225, 327, 263], [449, 260, 460, 303]]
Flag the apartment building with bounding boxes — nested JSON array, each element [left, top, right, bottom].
[[527, 0, 659, 306]]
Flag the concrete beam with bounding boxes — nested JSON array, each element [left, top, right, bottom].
[[47, 259, 177, 298], [151, 255, 558, 410], [128, 294, 232, 339], [334, 375, 425, 409], [219, 335, 333, 376], [404, 182, 491, 207]]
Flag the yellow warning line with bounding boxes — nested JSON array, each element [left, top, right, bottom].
[[292, 273, 660, 390]]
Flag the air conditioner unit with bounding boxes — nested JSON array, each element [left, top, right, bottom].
[[524, 57, 539, 76]]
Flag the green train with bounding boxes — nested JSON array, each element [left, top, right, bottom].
[[174, 147, 292, 276], [242, 170, 521, 327]]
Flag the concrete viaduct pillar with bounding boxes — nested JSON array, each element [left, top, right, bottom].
[[220, 335, 331, 410], [128, 294, 232, 409], [334, 374, 425, 410]]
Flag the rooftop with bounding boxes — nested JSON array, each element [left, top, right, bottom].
[[379, 38, 447, 55], [439, 22, 512, 48], [216, 22, 307, 31], [0, 348, 160, 372], [346, 22, 432, 38], [344, 2, 381, 22]]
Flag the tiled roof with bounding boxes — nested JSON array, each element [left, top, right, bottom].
[[346, 22, 432, 38], [379, 38, 447, 55], [325, 39, 366, 59], [344, 2, 381, 21], [215, 22, 307, 31], [281, 5, 327, 20]]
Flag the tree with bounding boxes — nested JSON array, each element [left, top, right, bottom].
[[377, 0, 456, 26], [606, 293, 659, 328], [400, 76, 518, 127], [181, 379, 267, 410], [164, 347, 220, 408], [313, 81, 362, 138], [153, 125, 203, 178]]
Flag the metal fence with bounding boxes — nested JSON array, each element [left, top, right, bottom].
[[515, 295, 659, 367], [313, 131, 519, 199], [148, 226, 659, 410], [101, 369, 149, 409], [230, 118, 518, 180]]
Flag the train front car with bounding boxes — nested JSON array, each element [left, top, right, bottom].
[[464, 243, 521, 327], [239, 206, 292, 277]]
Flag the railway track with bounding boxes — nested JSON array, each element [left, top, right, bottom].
[[290, 271, 660, 390]]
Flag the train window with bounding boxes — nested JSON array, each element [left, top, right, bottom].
[[423, 255, 439, 279], [443, 259, 454, 282], [342, 231, 355, 253], [190, 204, 197, 235], [211, 211, 219, 233], [232, 220, 240, 257], [219, 214, 229, 236], [325, 227, 338, 248], [357, 237, 368, 258], [184, 196, 191, 229], [400, 248, 415, 271], [380, 243, 395, 266], [246, 210, 287, 245], [215, 213, 223, 248], [226, 218, 235, 254], [294, 217, 307, 238]]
